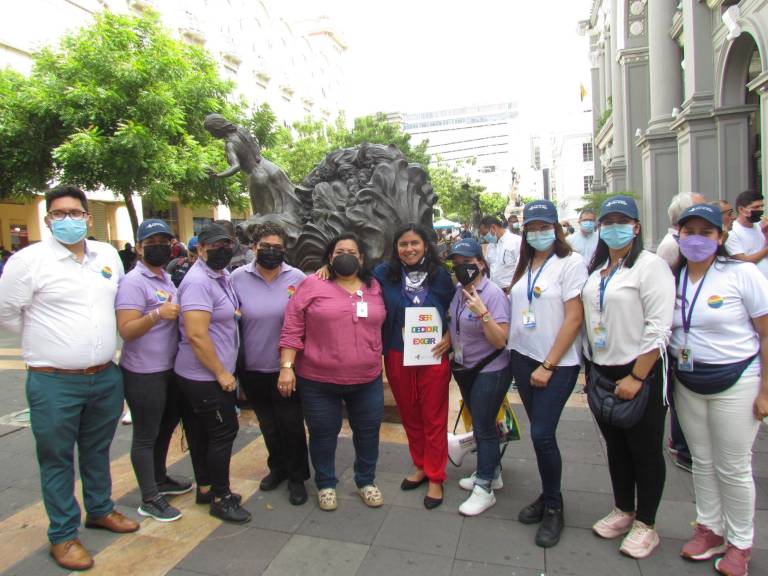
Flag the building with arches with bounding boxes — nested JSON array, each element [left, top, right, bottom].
[[582, 0, 766, 247]]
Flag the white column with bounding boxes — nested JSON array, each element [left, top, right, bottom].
[[647, 0, 682, 131], [680, 0, 715, 112]]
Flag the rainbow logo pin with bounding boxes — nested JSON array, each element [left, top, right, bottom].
[[101, 266, 113, 279], [287, 285, 296, 298], [707, 295, 724, 309], [533, 286, 543, 298], [155, 290, 170, 303]]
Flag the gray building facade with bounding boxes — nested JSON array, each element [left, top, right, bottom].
[[583, 0, 766, 246]]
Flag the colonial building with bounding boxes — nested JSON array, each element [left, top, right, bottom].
[[582, 0, 766, 246], [0, 0, 346, 250]]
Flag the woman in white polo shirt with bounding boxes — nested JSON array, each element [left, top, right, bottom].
[[669, 204, 768, 576], [582, 196, 675, 559], [508, 200, 587, 549]]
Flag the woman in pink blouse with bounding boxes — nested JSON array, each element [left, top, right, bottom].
[[279, 233, 387, 512]]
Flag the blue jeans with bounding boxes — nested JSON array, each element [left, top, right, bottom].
[[456, 366, 511, 486], [298, 375, 383, 490], [26, 364, 124, 543], [511, 351, 579, 508]]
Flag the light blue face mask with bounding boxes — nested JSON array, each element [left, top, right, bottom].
[[51, 217, 88, 245], [580, 220, 595, 234], [526, 230, 556, 252], [484, 233, 497, 244], [599, 223, 635, 249]]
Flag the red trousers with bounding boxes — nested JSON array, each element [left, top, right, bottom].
[[384, 349, 451, 482]]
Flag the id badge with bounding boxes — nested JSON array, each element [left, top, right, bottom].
[[594, 323, 607, 349], [356, 301, 368, 318], [678, 347, 694, 372], [454, 343, 464, 365], [522, 306, 536, 328]]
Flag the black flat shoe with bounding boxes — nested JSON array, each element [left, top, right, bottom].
[[518, 495, 545, 524], [535, 506, 564, 548], [288, 480, 308, 506], [400, 476, 428, 491], [260, 471, 287, 491], [196, 489, 242, 505], [423, 495, 443, 510]]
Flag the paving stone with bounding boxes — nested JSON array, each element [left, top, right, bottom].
[[244, 491, 315, 533], [451, 559, 543, 576], [638, 537, 734, 576], [0, 486, 42, 521], [356, 546, 454, 576], [262, 534, 368, 576], [455, 516, 544, 570], [545, 525, 642, 576], [373, 506, 463, 557], [297, 501, 388, 544], [560, 460, 613, 494], [557, 435, 607, 465], [176, 524, 289, 576]]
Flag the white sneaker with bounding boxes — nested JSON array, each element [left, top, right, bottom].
[[458, 471, 503, 491], [121, 409, 132, 425], [458, 485, 496, 516]]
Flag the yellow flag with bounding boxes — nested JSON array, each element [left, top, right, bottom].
[[580, 84, 587, 102]]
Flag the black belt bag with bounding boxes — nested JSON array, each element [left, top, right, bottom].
[[673, 354, 757, 395], [587, 364, 651, 429], [450, 349, 503, 389]]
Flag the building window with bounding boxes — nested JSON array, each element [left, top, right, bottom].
[[583, 175, 594, 194], [582, 141, 594, 162]]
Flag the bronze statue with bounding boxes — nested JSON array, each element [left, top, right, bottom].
[[205, 114, 436, 270]]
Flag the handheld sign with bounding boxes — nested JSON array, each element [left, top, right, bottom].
[[403, 307, 442, 366]]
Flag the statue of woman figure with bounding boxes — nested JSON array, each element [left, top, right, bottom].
[[203, 114, 304, 241]]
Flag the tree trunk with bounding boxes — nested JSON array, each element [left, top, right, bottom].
[[122, 191, 139, 242]]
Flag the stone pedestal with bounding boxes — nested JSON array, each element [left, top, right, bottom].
[[639, 131, 678, 248]]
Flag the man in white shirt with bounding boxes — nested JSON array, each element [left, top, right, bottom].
[[479, 216, 522, 293], [725, 190, 768, 277], [0, 186, 138, 571], [567, 208, 599, 267], [656, 192, 706, 268]]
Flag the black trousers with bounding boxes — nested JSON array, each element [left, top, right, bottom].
[[240, 370, 309, 482], [175, 374, 239, 498], [122, 368, 192, 500], [590, 360, 667, 525]]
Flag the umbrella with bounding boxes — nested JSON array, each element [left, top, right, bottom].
[[433, 218, 460, 229]]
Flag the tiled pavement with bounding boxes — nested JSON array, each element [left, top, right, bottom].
[[0, 332, 767, 575]]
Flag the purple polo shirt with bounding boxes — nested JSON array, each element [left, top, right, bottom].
[[115, 260, 179, 373], [174, 258, 238, 381], [231, 261, 306, 372], [449, 276, 510, 373]]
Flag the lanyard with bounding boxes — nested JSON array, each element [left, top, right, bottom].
[[599, 260, 622, 314], [527, 253, 554, 304], [681, 266, 709, 334], [215, 276, 239, 312]]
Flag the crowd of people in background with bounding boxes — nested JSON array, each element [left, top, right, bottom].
[[0, 183, 766, 576]]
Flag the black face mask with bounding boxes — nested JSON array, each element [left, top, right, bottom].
[[749, 210, 764, 223], [403, 255, 428, 273], [454, 263, 481, 286], [256, 248, 284, 270], [142, 244, 172, 267], [331, 253, 360, 277], [205, 246, 234, 271]]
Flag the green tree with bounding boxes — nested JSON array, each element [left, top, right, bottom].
[[479, 192, 509, 219], [0, 10, 245, 238], [429, 161, 490, 223], [577, 190, 639, 214]]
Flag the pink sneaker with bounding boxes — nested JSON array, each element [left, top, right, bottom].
[[715, 544, 751, 576], [592, 508, 635, 539], [619, 520, 660, 559], [681, 523, 726, 561]]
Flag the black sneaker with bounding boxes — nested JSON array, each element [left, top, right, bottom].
[[259, 471, 286, 491], [288, 481, 308, 506], [210, 494, 251, 524], [196, 488, 242, 505], [535, 507, 564, 548], [157, 476, 193, 496], [518, 495, 545, 524], [138, 496, 182, 522]]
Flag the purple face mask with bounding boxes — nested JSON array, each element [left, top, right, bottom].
[[679, 235, 719, 262]]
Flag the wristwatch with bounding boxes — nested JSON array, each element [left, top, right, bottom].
[[481, 311, 491, 323], [281, 362, 294, 370], [541, 360, 555, 372]]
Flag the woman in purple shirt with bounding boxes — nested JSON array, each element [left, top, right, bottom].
[[116, 219, 192, 523], [232, 223, 310, 506], [174, 223, 250, 524], [279, 234, 386, 512], [448, 238, 511, 517]]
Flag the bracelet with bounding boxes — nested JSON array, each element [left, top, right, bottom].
[[630, 371, 645, 382], [150, 309, 161, 323], [541, 360, 555, 372]]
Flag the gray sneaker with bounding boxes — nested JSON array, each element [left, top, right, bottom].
[[138, 496, 182, 522]]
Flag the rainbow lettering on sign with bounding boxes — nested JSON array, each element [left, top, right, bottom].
[[419, 313, 433, 322]]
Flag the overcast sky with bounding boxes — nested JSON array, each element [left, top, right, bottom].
[[290, 0, 594, 130]]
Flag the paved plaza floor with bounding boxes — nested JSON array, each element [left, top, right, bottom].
[[0, 331, 766, 575]]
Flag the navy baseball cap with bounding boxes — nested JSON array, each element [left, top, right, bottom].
[[137, 219, 173, 241], [187, 236, 199, 251], [448, 238, 483, 258], [678, 203, 723, 230], [523, 200, 558, 225], [599, 195, 639, 221]]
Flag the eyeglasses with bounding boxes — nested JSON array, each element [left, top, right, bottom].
[[257, 242, 284, 251], [48, 209, 87, 221], [721, 209, 734, 216]]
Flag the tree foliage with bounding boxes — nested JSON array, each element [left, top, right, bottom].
[[426, 161, 501, 224], [577, 190, 639, 214], [0, 10, 246, 235]]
